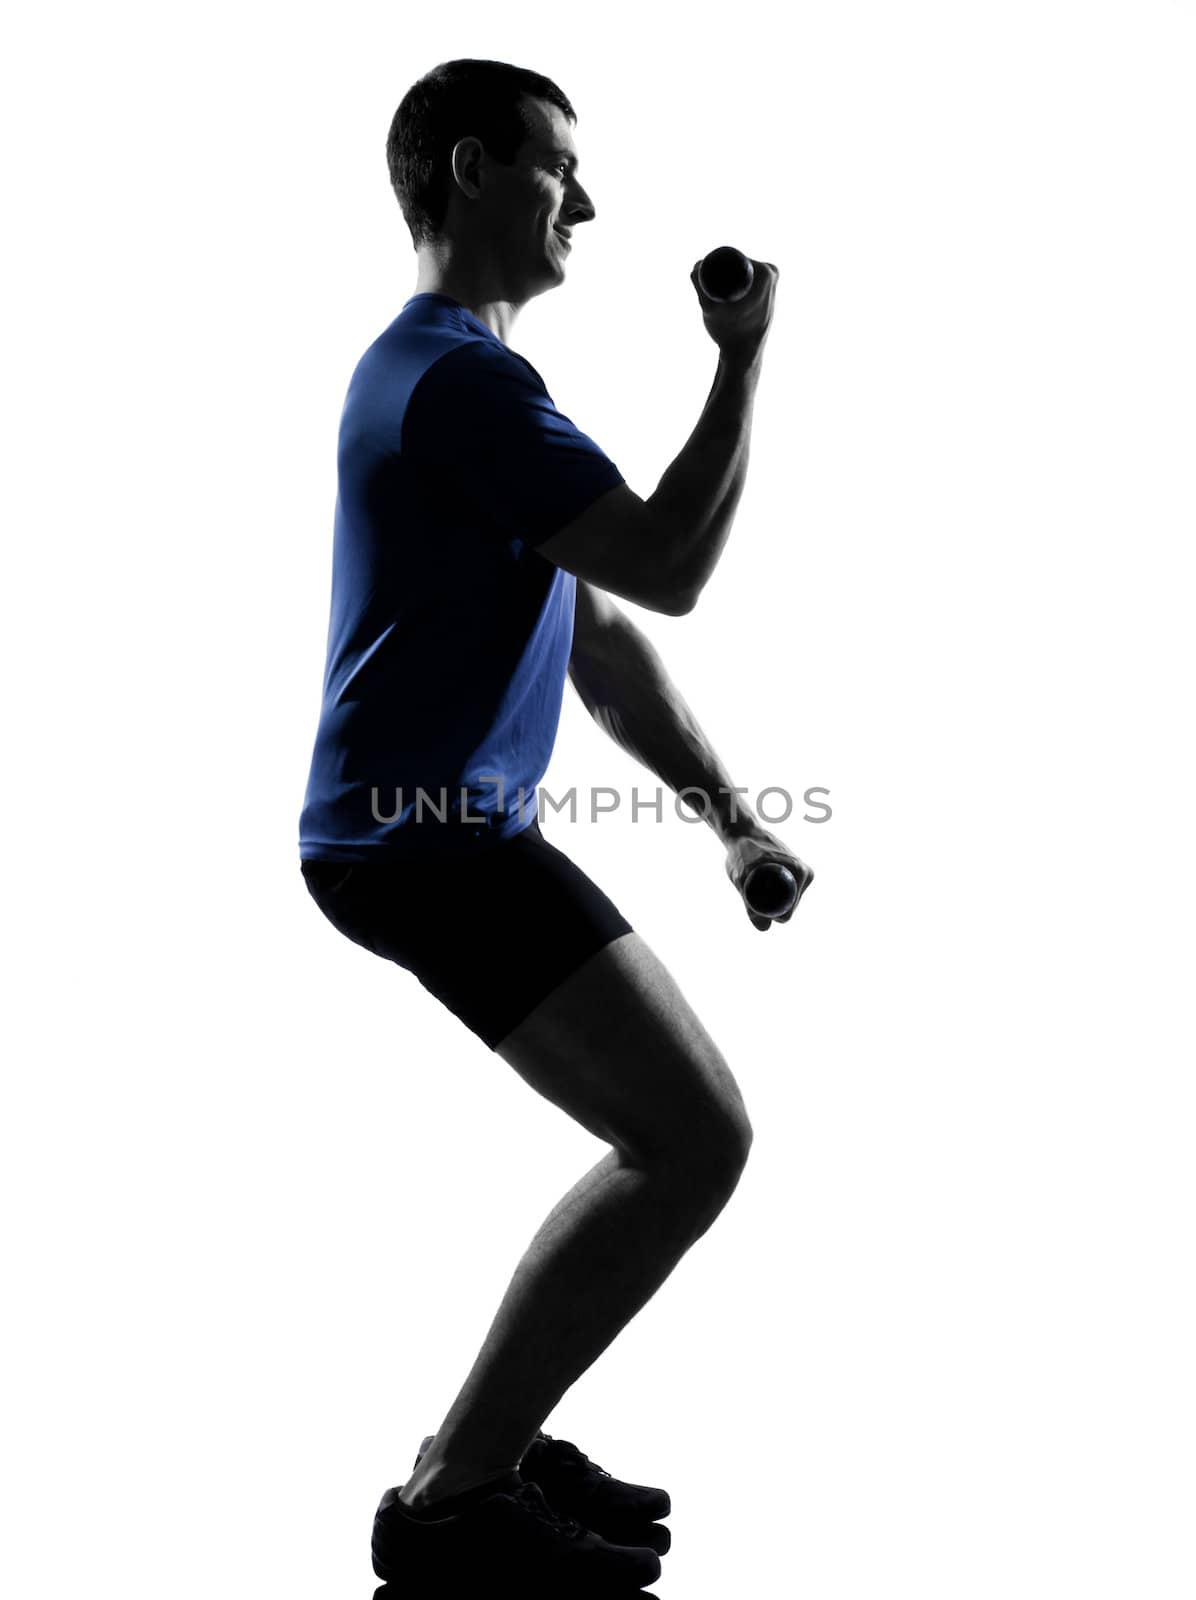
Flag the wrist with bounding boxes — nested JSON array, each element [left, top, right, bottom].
[[712, 798, 762, 846], [716, 347, 764, 384]]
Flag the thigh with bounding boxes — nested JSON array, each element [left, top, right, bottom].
[[493, 929, 752, 1172], [300, 820, 636, 1052]]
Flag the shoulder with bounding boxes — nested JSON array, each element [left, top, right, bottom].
[[406, 337, 552, 442], [425, 334, 546, 394]]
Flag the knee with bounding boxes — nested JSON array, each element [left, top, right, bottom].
[[672, 1108, 754, 1205], [714, 1113, 754, 1189], [708, 1088, 754, 1172]]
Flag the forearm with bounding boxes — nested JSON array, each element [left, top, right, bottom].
[[647, 351, 763, 608], [571, 615, 760, 845]]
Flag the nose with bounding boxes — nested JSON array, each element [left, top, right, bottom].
[[563, 177, 596, 225]]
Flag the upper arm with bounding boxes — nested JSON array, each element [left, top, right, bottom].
[[402, 342, 691, 614], [538, 482, 692, 617]]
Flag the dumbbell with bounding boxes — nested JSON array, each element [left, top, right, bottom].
[[696, 245, 755, 303], [743, 861, 799, 919]]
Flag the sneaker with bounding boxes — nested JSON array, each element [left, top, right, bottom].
[[522, 1430, 671, 1535], [371, 1470, 662, 1590], [415, 1430, 672, 1556]]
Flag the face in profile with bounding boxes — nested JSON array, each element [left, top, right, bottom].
[[477, 94, 596, 299]]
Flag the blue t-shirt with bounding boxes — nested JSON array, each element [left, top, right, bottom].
[[298, 293, 625, 862]]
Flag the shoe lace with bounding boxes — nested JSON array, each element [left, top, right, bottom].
[[513, 1478, 583, 1538], [537, 1432, 612, 1480]]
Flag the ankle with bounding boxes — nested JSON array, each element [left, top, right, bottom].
[[400, 1460, 514, 1510]]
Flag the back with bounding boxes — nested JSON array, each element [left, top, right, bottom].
[[298, 293, 627, 861]]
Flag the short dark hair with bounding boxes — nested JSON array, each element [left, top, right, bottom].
[[386, 58, 576, 247]]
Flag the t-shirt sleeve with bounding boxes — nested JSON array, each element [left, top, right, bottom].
[[402, 340, 625, 549]]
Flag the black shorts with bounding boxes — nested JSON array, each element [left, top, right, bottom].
[[300, 817, 634, 1050]]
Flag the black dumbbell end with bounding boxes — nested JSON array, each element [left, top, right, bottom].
[[697, 246, 754, 303], [743, 861, 799, 919]]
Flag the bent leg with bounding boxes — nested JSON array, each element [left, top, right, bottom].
[[401, 930, 752, 1509]]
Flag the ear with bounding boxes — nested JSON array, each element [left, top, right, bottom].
[[449, 135, 486, 201]]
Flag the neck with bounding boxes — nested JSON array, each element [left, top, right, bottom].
[[414, 248, 521, 343]]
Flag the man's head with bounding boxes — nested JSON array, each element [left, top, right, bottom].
[[387, 58, 595, 301]]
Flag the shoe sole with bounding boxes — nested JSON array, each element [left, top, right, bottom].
[[371, 1488, 662, 1590], [372, 1551, 660, 1592], [594, 1515, 670, 1556]]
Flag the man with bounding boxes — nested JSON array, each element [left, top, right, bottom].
[[297, 56, 813, 1589]]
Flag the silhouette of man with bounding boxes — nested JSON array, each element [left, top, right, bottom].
[[298, 55, 812, 1588]]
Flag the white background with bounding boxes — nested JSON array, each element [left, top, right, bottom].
[[4, 2, 1194, 1595]]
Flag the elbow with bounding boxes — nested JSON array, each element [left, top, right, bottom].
[[659, 555, 698, 616], [664, 559, 700, 615], [647, 580, 696, 617], [644, 503, 699, 615], [665, 585, 698, 616]]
